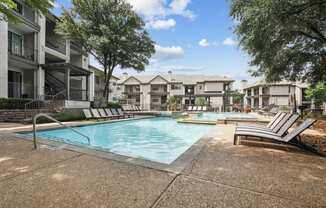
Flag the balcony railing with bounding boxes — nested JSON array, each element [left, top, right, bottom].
[[46, 39, 66, 55], [70, 88, 89, 101], [8, 82, 34, 99], [8, 46, 38, 62]]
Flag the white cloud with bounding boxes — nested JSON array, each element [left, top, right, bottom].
[[169, 0, 195, 19], [125, 0, 195, 30], [152, 45, 184, 61], [198, 39, 218, 47], [198, 39, 210, 47], [146, 19, 176, 30], [222, 37, 237, 46]]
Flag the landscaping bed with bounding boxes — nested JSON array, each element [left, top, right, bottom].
[[302, 120, 326, 154]]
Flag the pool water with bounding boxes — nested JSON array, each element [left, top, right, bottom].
[[25, 117, 213, 164], [194, 112, 256, 121]]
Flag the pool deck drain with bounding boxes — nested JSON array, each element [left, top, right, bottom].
[[0, 123, 325, 207]]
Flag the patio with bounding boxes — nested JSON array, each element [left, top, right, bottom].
[[0, 124, 325, 208]]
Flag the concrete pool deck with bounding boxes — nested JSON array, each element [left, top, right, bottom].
[[0, 123, 325, 207]]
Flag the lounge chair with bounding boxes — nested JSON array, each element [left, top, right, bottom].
[[237, 114, 299, 137], [111, 108, 124, 118], [98, 109, 109, 119], [198, 106, 203, 111], [236, 112, 284, 131], [82, 109, 93, 119], [203, 106, 207, 111], [117, 108, 133, 118], [193, 106, 198, 111], [135, 106, 141, 111], [105, 108, 119, 119], [187, 106, 192, 111], [90, 108, 102, 119], [234, 119, 316, 145]]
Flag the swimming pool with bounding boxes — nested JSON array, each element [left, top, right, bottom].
[[192, 112, 256, 121], [24, 117, 213, 164]]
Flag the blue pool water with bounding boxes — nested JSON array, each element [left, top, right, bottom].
[[25, 117, 213, 164], [194, 112, 256, 121]]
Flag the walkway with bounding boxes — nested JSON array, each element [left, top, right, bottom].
[[0, 125, 325, 208]]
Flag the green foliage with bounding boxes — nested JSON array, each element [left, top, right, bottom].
[[0, 98, 32, 109], [195, 97, 206, 106], [167, 96, 181, 105], [56, 0, 155, 101], [230, 0, 326, 83], [232, 92, 243, 104], [306, 81, 326, 107], [107, 102, 121, 109], [0, 0, 52, 21]]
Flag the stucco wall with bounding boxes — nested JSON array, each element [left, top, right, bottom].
[[0, 19, 8, 98], [204, 82, 224, 92]]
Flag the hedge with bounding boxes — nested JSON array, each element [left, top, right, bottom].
[[0, 98, 33, 109]]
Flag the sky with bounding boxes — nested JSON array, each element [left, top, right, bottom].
[[52, 0, 257, 87]]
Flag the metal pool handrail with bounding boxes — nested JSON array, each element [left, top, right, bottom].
[[33, 113, 91, 149]]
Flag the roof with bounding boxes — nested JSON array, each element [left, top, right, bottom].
[[118, 74, 234, 85], [244, 80, 309, 89], [89, 65, 119, 80]]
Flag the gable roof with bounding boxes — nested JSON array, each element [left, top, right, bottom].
[[118, 74, 234, 85], [244, 80, 309, 89]]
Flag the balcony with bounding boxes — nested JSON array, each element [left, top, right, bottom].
[[9, 1, 40, 32], [46, 39, 67, 55], [8, 45, 38, 63]]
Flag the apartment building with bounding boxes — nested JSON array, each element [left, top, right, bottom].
[[117, 73, 234, 111], [89, 66, 119, 102], [243, 80, 310, 110], [0, 0, 92, 108]]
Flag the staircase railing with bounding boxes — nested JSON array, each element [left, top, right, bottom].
[[33, 113, 90, 149]]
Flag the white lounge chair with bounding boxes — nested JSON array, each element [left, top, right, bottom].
[[90, 108, 102, 119], [82, 109, 93, 119], [98, 109, 109, 118], [237, 112, 285, 131], [203, 106, 207, 111], [105, 108, 119, 119], [187, 106, 192, 111], [234, 119, 316, 146], [198, 106, 203, 111], [237, 114, 299, 137]]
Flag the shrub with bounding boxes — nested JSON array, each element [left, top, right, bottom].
[[0, 98, 33, 109], [107, 102, 121, 109], [35, 111, 84, 123]]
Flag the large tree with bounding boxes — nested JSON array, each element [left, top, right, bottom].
[[230, 0, 326, 83], [56, 0, 155, 102], [0, 0, 52, 21]]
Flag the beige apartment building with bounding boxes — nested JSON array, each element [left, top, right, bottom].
[[0, 0, 94, 108], [243, 80, 310, 110], [117, 73, 234, 111]]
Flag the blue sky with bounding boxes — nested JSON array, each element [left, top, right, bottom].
[[52, 0, 255, 85]]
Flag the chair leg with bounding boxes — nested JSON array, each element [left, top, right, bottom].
[[234, 135, 238, 145]]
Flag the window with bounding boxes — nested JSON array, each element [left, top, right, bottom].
[[8, 31, 23, 56], [152, 98, 159, 103], [171, 84, 181, 90], [95, 76, 100, 85], [13, 0, 23, 14], [152, 86, 159, 91], [199, 85, 203, 90]]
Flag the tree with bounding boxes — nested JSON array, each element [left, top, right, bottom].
[[167, 96, 181, 111], [230, 0, 326, 83], [0, 0, 52, 21], [232, 92, 243, 104], [306, 81, 326, 108], [195, 97, 207, 106], [56, 0, 155, 102]]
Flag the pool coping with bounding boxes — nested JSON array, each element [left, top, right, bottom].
[[13, 116, 213, 174]]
